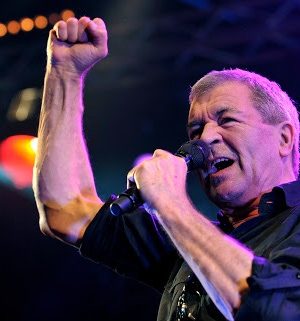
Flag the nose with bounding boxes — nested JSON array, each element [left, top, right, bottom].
[[200, 123, 222, 146]]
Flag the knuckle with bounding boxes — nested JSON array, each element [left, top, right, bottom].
[[67, 17, 78, 24], [93, 17, 105, 25], [79, 16, 90, 21]]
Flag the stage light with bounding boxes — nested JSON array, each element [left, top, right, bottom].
[[7, 20, 20, 35], [0, 23, 7, 37], [34, 15, 48, 29], [0, 8, 76, 38], [0, 135, 37, 189], [61, 9, 75, 21], [7, 88, 41, 122], [30, 137, 38, 153], [20, 17, 34, 32]]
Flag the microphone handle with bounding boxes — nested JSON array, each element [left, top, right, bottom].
[[110, 186, 142, 216]]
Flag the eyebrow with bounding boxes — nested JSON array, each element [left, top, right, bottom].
[[215, 106, 241, 117], [187, 105, 242, 128]]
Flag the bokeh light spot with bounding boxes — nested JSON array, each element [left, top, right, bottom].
[[61, 9, 75, 21], [7, 20, 21, 35], [0, 135, 37, 188], [0, 23, 7, 37], [34, 15, 48, 29], [20, 17, 34, 32]]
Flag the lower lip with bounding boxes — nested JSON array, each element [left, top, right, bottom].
[[210, 163, 234, 177]]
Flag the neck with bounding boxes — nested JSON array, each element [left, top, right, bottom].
[[221, 173, 297, 228], [222, 196, 261, 229]]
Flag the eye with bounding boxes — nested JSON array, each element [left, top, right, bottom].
[[187, 124, 203, 140], [219, 117, 236, 125]]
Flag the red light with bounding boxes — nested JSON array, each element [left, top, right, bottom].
[[0, 135, 37, 188]]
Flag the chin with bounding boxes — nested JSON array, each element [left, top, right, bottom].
[[206, 180, 245, 208]]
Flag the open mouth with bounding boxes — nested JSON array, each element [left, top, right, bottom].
[[210, 157, 234, 174]]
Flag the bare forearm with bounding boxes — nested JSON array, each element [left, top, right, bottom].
[[152, 197, 253, 315], [33, 67, 102, 244]]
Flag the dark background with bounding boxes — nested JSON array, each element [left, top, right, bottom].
[[1, 0, 300, 320]]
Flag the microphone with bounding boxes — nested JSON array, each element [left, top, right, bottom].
[[109, 140, 209, 216]]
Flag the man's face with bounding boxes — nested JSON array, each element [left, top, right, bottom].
[[188, 81, 282, 210]]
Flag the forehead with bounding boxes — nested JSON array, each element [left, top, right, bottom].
[[189, 81, 255, 120]]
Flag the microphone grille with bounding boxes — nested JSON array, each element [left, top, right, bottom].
[[176, 140, 209, 171]]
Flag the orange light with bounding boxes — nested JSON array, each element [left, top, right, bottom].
[[20, 17, 34, 32], [34, 15, 48, 29], [0, 23, 7, 37], [7, 20, 21, 35], [48, 13, 60, 25], [0, 135, 37, 188], [30, 137, 38, 153], [61, 9, 75, 21]]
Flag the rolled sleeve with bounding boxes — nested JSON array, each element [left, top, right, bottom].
[[235, 256, 300, 321], [79, 196, 177, 291]]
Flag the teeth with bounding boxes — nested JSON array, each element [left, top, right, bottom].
[[212, 157, 230, 167]]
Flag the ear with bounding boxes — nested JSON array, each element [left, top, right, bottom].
[[278, 121, 294, 157]]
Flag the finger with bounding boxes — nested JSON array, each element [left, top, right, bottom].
[[152, 149, 169, 158], [126, 168, 136, 189], [48, 29, 57, 42], [53, 20, 67, 41], [77, 16, 91, 43], [153, 148, 187, 169], [87, 18, 108, 47], [93, 17, 106, 27], [66, 17, 79, 43]]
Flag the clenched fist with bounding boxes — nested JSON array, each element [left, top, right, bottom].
[[47, 16, 108, 77]]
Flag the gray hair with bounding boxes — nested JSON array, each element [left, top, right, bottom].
[[189, 68, 299, 178]]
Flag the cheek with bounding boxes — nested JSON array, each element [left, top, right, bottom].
[[243, 140, 279, 180]]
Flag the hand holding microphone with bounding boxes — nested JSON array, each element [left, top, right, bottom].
[[110, 140, 209, 216]]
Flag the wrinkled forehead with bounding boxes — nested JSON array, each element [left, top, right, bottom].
[[188, 81, 254, 120]]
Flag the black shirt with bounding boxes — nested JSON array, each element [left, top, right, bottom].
[[80, 180, 300, 320]]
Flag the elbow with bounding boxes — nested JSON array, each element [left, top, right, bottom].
[[38, 213, 58, 238], [37, 203, 91, 246], [33, 171, 102, 244], [34, 191, 102, 245]]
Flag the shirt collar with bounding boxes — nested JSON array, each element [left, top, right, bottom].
[[217, 180, 300, 231], [259, 180, 300, 215]]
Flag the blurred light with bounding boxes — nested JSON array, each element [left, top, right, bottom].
[[0, 23, 7, 37], [61, 9, 75, 21], [30, 137, 38, 153], [0, 9, 75, 38], [133, 153, 152, 167], [48, 13, 60, 25], [7, 88, 41, 122], [7, 20, 21, 35], [34, 15, 48, 29], [20, 17, 34, 32], [0, 135, 37, 189], [0, 167, 13, 186]]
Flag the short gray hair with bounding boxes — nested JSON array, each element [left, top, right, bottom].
[[189, 68, 299, 178]]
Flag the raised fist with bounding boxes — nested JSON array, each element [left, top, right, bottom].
[[47, 16, 108, 76]]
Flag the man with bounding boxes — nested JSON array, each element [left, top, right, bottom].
[[33, 16, 300, 321]]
